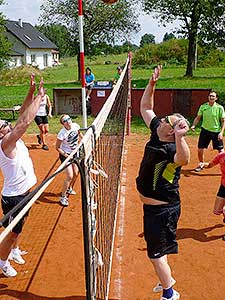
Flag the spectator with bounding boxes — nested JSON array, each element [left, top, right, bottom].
[[191, 91, 225, 172]]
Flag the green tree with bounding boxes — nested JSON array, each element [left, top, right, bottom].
[[0, 0, 12, 70], [163, 32, 176, 42], [140, 33, 155, 47], [39, 0, 140, 56], [141, 0, 225, 77]]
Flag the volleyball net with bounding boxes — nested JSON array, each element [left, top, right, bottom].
[[0, 54, 131, 300]]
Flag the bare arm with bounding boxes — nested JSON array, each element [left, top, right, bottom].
[[174, 119, 190, 166], [191, 115, 201, 131], [56, 138, 68, 157], [19, 74, 36, 115], [218, 117, 225, 140], [140, 65, 162, 127], [2, 77, 45, 158], [46, 94, 52, 117]]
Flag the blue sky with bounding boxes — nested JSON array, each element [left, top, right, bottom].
[[1, 0, 179, 45]]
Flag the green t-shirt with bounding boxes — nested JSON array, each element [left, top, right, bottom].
[[198, 102, 225, 132]]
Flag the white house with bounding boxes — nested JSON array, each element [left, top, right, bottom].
[[5, 19, 59, 70]]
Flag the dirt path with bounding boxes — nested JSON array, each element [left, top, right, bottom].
[[0, 134, 224, 300]]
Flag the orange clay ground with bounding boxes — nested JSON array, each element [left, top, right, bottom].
[[0, 133, 224, 300]]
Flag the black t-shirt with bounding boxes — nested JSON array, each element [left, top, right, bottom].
[[136, 116, 181, 204]]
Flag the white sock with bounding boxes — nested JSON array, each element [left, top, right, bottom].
[[0, 259, 8, 267]]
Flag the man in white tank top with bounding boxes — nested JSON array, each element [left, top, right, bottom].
[[0, 75, 45, 277]]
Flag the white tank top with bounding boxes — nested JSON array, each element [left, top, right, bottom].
[[36, 95, 47, 116], [0, 139, 37, 196]]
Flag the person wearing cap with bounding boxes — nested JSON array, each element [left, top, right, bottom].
[[56, 115, 83, 207]]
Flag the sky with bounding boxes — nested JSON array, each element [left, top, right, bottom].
[[1, 0, 179, 45]]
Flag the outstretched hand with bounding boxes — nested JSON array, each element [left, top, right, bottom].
[[37, 77, 45, 97], [149, 65, 162, 86], [30, 73, 36, 94]]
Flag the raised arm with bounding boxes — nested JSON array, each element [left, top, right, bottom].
[[19, 74, 36, 115], [2, 77, 45, 158], [174, 119, 190, 166], [140, 65, 162, 127]]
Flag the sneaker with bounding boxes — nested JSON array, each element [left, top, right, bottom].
[[0, 260, 17, 277], [36, 134, 42, 145], [9, 248, 25, 264], [60, 196, 69, 207], [161, 290, 180, 300], [194, 162, 204, 172], [153, 278, 176, 293], [17, 247, 28, 256], [67, 187, 76, 195], [42, 144, 49, 150]]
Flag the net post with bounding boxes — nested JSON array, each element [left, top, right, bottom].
[[127, 52, 132, 136]]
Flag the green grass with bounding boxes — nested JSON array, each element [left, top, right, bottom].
[[0, 54, 224, 134], [131, 116, 201, 135], [8, 115, 95, 135]]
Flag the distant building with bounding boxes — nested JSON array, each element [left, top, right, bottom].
[[5, 19, 59, 69]]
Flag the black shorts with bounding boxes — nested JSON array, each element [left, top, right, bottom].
[[59, 153, 78, 163], [34, 115, 48, 126], [217, 184, 225, 198], [1, 192, 30, 234], [198, 127, 224, 150], [143, 202, 180, 259]]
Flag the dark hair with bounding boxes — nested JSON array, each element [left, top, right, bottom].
[[86, 67, 91, 73]]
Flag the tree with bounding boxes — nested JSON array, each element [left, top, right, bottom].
[[39, 0, 140, 56], [163, 32, 176, 42], [141, 0, 225, 77], [140, 33, 155, 47], [0, 0, 12, 70]]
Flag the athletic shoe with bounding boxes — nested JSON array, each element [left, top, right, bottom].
[[17, 247, 28, 256], [0, 260, 17, 277], [194, 162, 204, 172], [153, 278, 176, 293], [60, 196, 69, 207], [67, 187, 76, 195], [42, 144, 49, 150], [36, 134, 42, 145], [9, 248, 25, 264], [160, 289, 180, 300]]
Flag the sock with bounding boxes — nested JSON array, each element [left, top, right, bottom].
[[0, 259, 8, 267], [163, 287, 173, 299]]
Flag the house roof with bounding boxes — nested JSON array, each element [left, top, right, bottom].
[[5, 20, 58, 50]]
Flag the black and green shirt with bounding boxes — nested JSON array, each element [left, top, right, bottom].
[[136, 116, 181, 204]]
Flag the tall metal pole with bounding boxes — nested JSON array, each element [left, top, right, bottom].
[[78, 0, 87, 128]]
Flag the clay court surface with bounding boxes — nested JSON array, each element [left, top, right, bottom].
[[0, 133, 224, 300]]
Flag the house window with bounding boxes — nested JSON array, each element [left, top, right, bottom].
[[43, 54, 48, 67], [38, 36, 45, 42], [31, 54, 36, 63], [24, 34, 31, 41]]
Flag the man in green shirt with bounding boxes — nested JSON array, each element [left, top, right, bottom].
[[191, 91, 225, 172]]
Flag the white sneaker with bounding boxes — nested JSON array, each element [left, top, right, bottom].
[[0, 260, 17, 277], [153, 278, 176, 293], [66, 187, 76, 195], [9, 248, 25, 264], [60, 196, 69, 207], [161, 289, 180, 300], [17, 247, 28, 256]]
